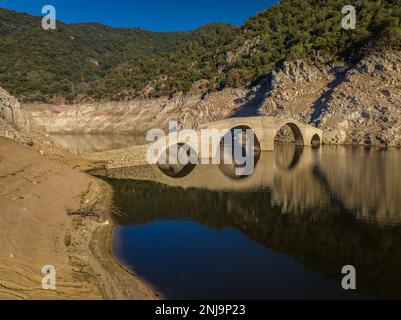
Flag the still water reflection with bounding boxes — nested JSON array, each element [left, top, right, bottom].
[[94, 145, 401, 299], [52, 133, 147, 155]]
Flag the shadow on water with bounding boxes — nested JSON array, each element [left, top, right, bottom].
[[93, 144, 401, 300]]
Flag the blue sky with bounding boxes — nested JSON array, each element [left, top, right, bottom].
[[0, 0, 276, 31]]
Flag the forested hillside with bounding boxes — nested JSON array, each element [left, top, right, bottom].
[[0, 0, 400, 102]]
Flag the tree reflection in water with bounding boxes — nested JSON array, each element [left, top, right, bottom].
[[94, 145, 401, 299]]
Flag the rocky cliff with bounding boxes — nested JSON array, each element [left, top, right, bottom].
[[0, 87, 23, 127], [260, 49, 401, 147], [0, 87, 32, 145], [316, 51, 401, 147]]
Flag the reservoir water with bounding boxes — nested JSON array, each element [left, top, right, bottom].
[[90, 143, 401, 300], [51, 133, 147, 155]]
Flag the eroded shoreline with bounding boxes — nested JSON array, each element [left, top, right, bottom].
[[84, 178, 162, 299]]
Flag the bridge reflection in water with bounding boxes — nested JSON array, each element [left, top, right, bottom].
[[93, 145, 401, 299]]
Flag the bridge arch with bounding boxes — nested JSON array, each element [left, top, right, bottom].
[[220, 124, 261, 151], [274, 122, 305, 146], [311, 134, 321, 147]]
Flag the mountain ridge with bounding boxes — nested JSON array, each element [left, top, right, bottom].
[[0, 0, 400, 102]]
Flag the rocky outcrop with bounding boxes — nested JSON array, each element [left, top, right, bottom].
[[259, 50, 401, 147], [0, 87, 90, 165], [0, 87, 32, 145], [176, 89, 247, 129], [316, 51, 401, 147], [260, 60, 339, 121], [0, 87, 23, 128]]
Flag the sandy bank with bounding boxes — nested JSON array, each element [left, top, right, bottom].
[[0, 137, 157, 300]]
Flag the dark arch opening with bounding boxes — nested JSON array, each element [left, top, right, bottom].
[[157, 143, 197, 178], [311, 134, 321, 148], [218, 125, 261, 179], [274, 123, 304, 146], [274, 144, 304, 170]]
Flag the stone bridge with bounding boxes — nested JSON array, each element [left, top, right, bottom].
[[85, 116, 323, 168], [201, 116, 322, 151], [148, 116, 322, 163], [92, 145, 321, 192]]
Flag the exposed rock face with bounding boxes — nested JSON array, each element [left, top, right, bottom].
[[0, 87, 86, 164], [0, 93, 157, 299], [0, 87, 31, 144], [316, 51, 401, 147], [176, 89, 247, 129], [260, 60, 338, 122], [260, 50, 401, 147], [23, 88, 247, 134], [0, 87, 23, 127]]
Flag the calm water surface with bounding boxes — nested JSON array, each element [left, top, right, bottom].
[[52, 133, 147, 155], [93, 145, 401, 300]]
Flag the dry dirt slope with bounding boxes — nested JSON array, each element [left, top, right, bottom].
[[0, 137, 102, 299]]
